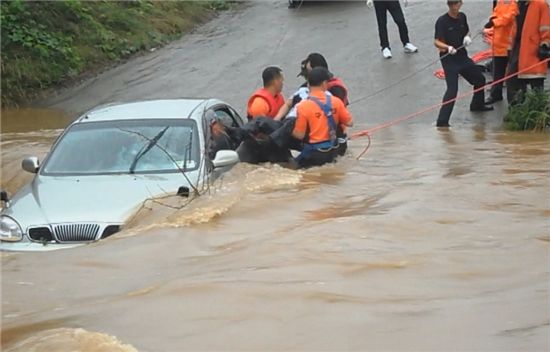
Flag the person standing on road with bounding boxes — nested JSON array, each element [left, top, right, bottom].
[[483, 0, 518, 104], [434, 0, 494, 128], [367, 0, 419, 59], [506, 0, 550, 105], [246, 66, 285, 120], [292, 67, 353, 168]]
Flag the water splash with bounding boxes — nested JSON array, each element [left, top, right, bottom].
[[3, 328, 137, 352]]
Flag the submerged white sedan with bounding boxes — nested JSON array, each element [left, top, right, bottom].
[[0, 99, 245, 251]]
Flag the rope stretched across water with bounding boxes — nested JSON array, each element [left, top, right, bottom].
[[352, 57, 550, 160], [348, 30, 485, 106]]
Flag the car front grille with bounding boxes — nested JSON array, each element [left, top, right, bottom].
[[53, 223, 101, 243]]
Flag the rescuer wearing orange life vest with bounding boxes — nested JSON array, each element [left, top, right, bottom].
[[506, 0, 550, 105], [292, 67, 353, 168], [246, 66, 285, 120], [484, 0, 518, 104]]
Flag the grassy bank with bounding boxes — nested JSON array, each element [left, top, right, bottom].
[[1, 0, 230, 107], [504, 89, 550, 132]]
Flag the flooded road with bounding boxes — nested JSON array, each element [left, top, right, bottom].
[[2, 1, 549, 351]]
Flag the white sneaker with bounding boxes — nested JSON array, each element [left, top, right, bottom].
[[382, 47, 392, 59], [404, 43, 418, 53]]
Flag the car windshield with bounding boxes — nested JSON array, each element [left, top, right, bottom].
[[42, 119, 200, 175]]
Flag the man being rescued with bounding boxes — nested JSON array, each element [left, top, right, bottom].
[[292, 67, 354, 168]]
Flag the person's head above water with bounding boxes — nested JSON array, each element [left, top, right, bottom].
[[298, 53, 330, 78], [307, 67, 331, 90], [262, 66, 284, 94]]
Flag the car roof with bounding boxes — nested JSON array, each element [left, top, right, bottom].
[[78, 99, 210, 123]]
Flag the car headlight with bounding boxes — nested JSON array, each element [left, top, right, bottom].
[[0, 216, 23, 242]]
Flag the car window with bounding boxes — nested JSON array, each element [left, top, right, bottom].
[[42, 119, 200, 175], [205, 108, 241, 160], [226, 107, 245, 126], [214, 107, 239, 128]]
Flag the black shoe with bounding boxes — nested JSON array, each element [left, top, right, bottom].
[[436, 122, 451, 128], [470, 105, 494, 112], [485, 96, 503, 105]]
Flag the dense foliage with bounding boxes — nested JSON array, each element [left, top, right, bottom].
[[1, 0, 228, 106], [504, 89, 550, 132]]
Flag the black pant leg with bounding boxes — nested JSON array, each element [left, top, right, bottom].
[[373, 1, 389, 49], [529, 78, 545, 91], [386, 0, 410, 46], [490, 56, 508, 99], [507, 76, 528, 105], [298, 150, 335, 168], [459, 60, 487, 109], [437, 60, 460, 127]]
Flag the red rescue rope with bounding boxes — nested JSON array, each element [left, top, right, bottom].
[[434, 28, 494, 79], [434, 49, 493, 79], [351, 58, 550, 160]]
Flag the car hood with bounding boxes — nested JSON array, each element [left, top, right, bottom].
[[7, 173, 196, 227]]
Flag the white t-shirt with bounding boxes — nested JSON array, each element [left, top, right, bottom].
[[287, 87, 333, 119]]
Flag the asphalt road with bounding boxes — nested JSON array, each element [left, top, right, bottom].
[[41, 0, 499, 131]]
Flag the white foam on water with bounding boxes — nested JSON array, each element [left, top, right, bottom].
[[3, 328, 138, 352], [119, 163, 303, 233]]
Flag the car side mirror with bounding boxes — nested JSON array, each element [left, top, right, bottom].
[[212, 150, 239, 169], [0, 190, 10, 208], [22, 156, 40, 174]]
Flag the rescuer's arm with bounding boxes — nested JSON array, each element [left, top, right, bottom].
[[274, 98, 292, 121], [292, 127, 305, 140], [492, 3, 518, 28], [461, 13, 472, 46], [434, 39, 456, 54], [292, 106, 307, 140], [336, 99, 353, 127]]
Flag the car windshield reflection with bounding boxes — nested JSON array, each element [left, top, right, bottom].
[[42, 119, 199, 175]]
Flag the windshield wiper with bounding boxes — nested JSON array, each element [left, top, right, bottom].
[[183, 129, 193, 172], [129, 126, 169, 174]]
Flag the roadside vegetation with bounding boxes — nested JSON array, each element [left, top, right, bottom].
[[504, 89, 550, 132], [1, 0, 230, 107]]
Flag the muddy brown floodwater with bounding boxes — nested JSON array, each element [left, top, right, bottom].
[[1, 1, 549, 351]]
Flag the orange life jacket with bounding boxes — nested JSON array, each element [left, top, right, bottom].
[[246, 88, 285, 120], [491, 0, 518, 57], [327, 77, 349, 106], [509, 0, 550, 79]]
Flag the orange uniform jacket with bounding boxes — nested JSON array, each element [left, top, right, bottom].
[[491, 0, 519, 57], [294, 90, 352, 144], [510, 0, 550, 79]]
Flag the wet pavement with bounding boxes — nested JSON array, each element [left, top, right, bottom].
[[1, 1, 549, 351]]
